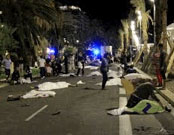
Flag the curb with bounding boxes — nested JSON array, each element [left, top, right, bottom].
[[156, 89, 174, 107], [0, 83, 9, 88], [134, 67, 174, 107]]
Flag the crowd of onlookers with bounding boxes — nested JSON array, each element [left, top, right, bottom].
[[0, 51, 87, 85]]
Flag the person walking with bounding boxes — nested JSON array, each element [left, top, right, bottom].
[[100, 53, 110, 90], [2, 54, 12, 81]]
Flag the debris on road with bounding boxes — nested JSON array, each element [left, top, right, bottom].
[[7, 95, 21, 101], [77, 80, 85, 85], [21, 104, 30, 107], [52, 111, 61, 115]]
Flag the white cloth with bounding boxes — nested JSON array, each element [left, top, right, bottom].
[[107, 107, 126, 116], [124, 73, 152, 81], [38, 81, 70, 91], [87, 71, 101, 77], [96, 77, 121, 86], [85, 66, 99, 70], [77, 80, 85, 84], [22, 90, 56, 99]]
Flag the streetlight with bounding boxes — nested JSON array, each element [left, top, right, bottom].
[[150, 0, 156, 45], [76, 40, 79, 43]]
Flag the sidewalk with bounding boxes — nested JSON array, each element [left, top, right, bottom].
[[135, 67, 174, 107], [0, 83, 9, 88]]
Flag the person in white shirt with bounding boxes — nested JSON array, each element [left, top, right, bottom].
[[2, 54, 12, 81], [38, 56, 46, 79]]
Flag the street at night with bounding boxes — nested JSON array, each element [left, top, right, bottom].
[[1, 0, 174, 135], [0, 65, 174, 135]]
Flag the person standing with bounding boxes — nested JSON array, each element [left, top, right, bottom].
[[64, 53, 69, 74], [159, 43, 167, 89], [24, 65, 32, 82], [69, 54, 75, 72], [76, 52, 85, 76], [100, 53, 110, 90], [2, 54, 12, 81], [18, 57, 24, 77], [38, 56, 46, 79], [153, 46, 162, 87]]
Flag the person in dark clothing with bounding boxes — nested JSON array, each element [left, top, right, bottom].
[[126, 82, 160, 108], [100, 53, 110, 90], [120, 52, 127, 70], [64, 53, 69, 74], [51, 58, 56, 76], [107, 81, 171, 116], [24, 65, 32, 81], [126, 67, 137, 74], [159, 43, 167, 89], [11, 67, 20, 84], [76, 52, 85, 76]]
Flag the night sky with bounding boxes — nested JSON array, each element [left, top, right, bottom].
[[58, 0, 174, 25]]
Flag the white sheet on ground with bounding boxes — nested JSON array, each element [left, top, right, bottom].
[[38, 82, 70, 91], [87, 71, 101, 77], [59, 73, 75, 77], [96, 77, 121, 86], [22, 90, 56, 99], [21, 78, 32, 84], [85, 66, 99, 70], [108, 70, 120, 78], [124, 73, 152, 81], [107, 107, 125, 116]]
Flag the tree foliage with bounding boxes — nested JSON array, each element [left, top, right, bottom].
[[0, 0, 58, 60]]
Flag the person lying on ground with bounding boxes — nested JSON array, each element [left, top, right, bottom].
[[121, 73, 152, 88], [107, 80, 171, 115], [120, 63, 137, 77]]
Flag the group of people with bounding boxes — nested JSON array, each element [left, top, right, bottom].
[[0, 50, 87, 84], [1, 54, 32, 84], [101, 44, 170, 115]]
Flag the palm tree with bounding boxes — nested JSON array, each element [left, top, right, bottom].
[[121, 19, 130, 53], [0, 0, 58, 63], [118, 29, 124, 52], [0, 23, 18, 55], [130, 0, 152, 65]]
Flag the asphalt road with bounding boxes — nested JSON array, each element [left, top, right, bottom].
[[0, 64, 174, 135]]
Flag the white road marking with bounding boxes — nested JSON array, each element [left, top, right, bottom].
[[25, 105, 48, 122], [119, 89, 132, 135]]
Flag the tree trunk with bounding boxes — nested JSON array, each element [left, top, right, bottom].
[[166, 48, 174, 78], [156, 0, 163, 45], [162, 0, 168, 52]]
